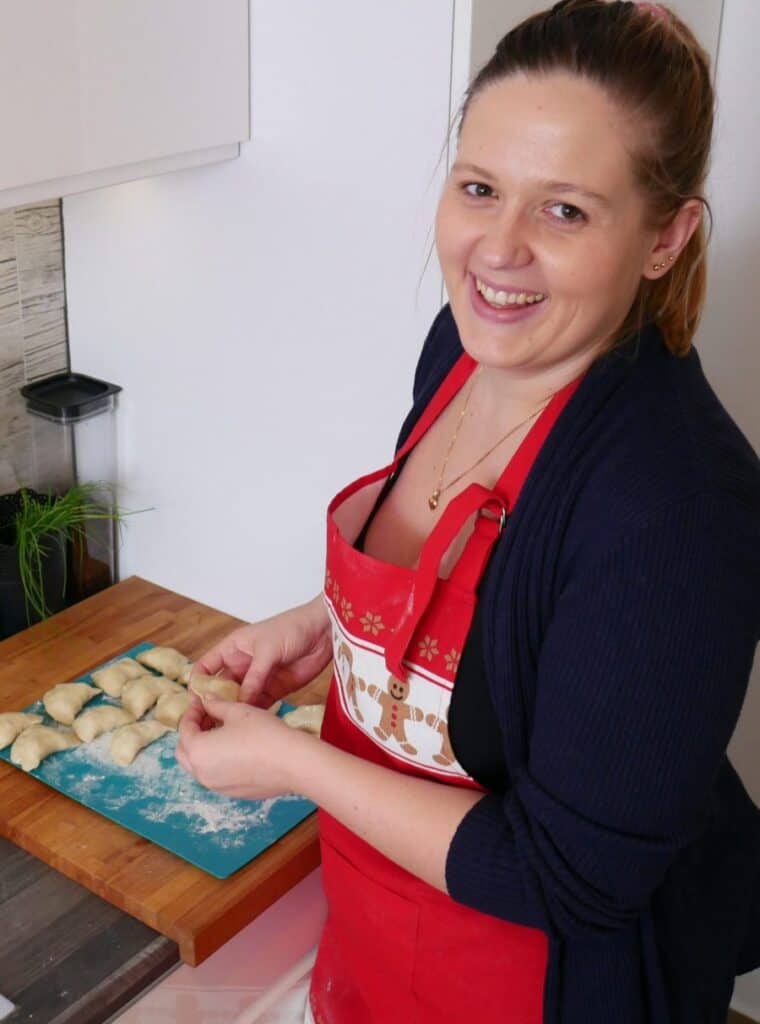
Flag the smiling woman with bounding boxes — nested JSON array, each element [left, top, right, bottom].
[[454, 0, 712, 356], [176, 3, 760, 1023], [434, 67, 704, 414], [439, 73, 659, 322]]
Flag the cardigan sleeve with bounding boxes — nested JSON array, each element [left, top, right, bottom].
[[445, 489, 760, 942]]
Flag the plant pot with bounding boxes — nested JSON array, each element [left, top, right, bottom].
[[0, 490, 68, 640], [67, 522, 113, 603]]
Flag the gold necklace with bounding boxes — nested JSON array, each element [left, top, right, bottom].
[[427, 368, 479, 511], [428, 372, 553, 511]]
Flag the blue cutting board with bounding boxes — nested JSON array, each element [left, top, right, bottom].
[[0, 642, 317, 879]]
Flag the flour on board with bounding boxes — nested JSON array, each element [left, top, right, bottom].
[[40, 723, 306, 850]]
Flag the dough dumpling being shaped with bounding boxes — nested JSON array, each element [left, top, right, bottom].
[[153, 690, 191, 730], [90, 657, 145, 698], [136, 646, 191, 681], [178, 662, 196, 685], [10, 724, 80, 771], [73, 705, 135, 743], [0, 711, 44, 749], [121, 674, 183, 719], [281, 704, 325, 736], [111, 720, 171, 766], [188, 674, 240, 703], [43, 682, 100, 725]]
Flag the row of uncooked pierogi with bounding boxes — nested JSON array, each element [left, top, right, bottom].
[[1, 644, 325, 773]]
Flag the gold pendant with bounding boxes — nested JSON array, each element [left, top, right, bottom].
[[428, 490, 440, 511]]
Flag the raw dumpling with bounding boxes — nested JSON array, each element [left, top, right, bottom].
[[72, 705, 135, 743], [178, 662, 195, 685], [90, 657, 146, 697], [281, 704, 325, 736], [0, 712, 44, 749], [136, 646, 191, 680], [153, 690, 191, 730], [43, 682, 100, 725], [121, 674, 183, 719], [10, 724, 80, 771], [188, 674, 240, 703], [111, 720, 171, 766], [176, 662, 232, 686]]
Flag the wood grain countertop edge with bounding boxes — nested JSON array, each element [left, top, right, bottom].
[[0, 576, 333, 965]]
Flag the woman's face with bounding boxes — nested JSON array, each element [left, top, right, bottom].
[[435, 72, 661, 376]]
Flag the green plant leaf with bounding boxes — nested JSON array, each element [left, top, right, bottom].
[[12, 483, 150, 622]]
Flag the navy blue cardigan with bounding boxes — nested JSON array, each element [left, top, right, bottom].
[[393, 304, 760, 1024]]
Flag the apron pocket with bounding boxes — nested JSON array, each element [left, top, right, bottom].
[[317, 834, 421, 1022]]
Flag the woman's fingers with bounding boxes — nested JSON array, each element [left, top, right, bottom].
[[176, 693, 221, 773], [179, 691, 220, 736], [176, 698, 198, 774], [194, 627, 254, 679], [175, 742, 191, 774], [239, 645, 279, 704], [194, 646, 227, 677]]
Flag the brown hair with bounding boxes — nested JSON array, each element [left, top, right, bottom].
[[456, 0, 715, 358]]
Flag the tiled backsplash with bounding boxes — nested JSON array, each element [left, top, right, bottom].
[[0, 199, 69, 496]]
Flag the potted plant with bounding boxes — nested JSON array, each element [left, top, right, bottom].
[[0, 483, 140, 640]]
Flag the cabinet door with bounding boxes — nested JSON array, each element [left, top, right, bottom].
[[0, 0, 248, 192]]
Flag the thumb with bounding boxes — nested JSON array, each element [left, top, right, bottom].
[[194, 651, 224, 677], [239, 648, 279, 703], [192, 692, 239, 723]]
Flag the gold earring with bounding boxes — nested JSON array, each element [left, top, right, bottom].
[[652, 254, 675, 272]]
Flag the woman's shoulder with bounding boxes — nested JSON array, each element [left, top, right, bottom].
[[661, 337, 760, 510], [597, 326, 759, 512], [552, 324, 760, 566]]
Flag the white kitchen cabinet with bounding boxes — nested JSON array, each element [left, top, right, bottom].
[[0, 0, 249, 211]]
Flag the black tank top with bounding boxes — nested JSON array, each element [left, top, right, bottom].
[[352, 453, 509, 793]]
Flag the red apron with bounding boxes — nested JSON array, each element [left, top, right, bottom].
[[309, 352, 584, 1024]]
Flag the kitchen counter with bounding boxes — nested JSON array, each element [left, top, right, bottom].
[[0, 576, 332, 1022], [0, 837, 178, 1023], [0, 577, 330, 966]]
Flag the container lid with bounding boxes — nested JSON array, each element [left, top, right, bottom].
[[20, 372, 122, 422]]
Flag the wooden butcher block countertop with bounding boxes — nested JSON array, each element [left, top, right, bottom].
[[0, 576, 331, 967]]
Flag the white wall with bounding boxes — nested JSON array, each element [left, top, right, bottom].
[[63, 1, 452, 621]]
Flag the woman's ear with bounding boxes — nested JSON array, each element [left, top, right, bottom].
[[643, 198, 703, 280]]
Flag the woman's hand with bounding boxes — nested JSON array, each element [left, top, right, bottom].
[[192, 593, 332, 707], [175, 692, 313, 800], [176, 696, 483, 894]]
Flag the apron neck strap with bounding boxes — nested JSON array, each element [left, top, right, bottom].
[[384, 482, 505, 680], [394, 353, 477, 465], [384, 368, 586, 680]]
